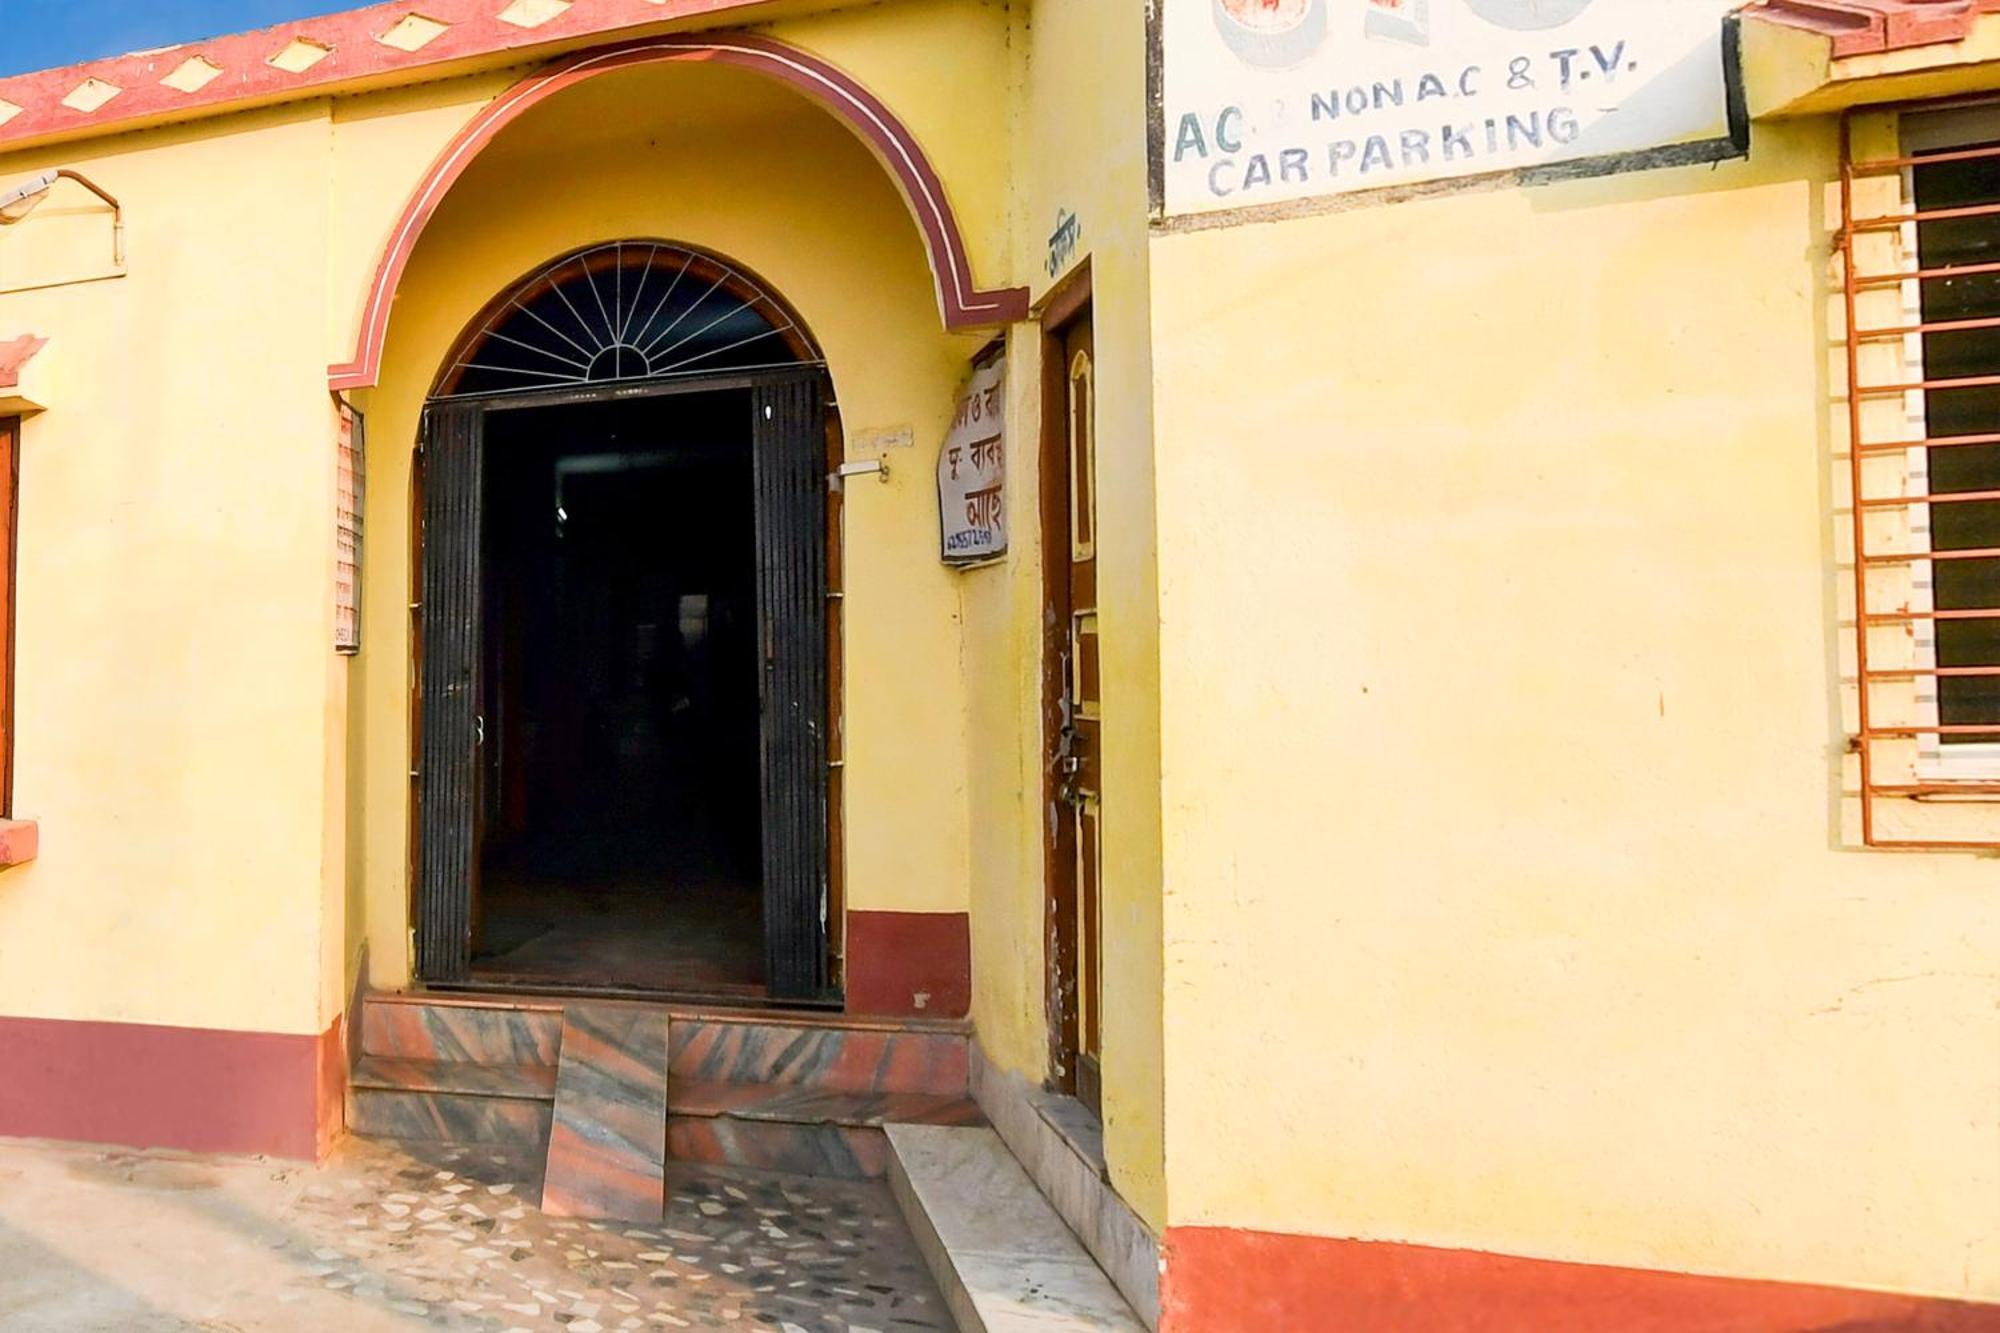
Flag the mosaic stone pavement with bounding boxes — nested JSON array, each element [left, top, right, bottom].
[[0, 1134, 950, 1332], [285, 1139, 951, 1332]]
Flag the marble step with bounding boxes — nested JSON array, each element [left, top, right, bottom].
[[886, 1124, 1146, 1333], [360, 996, 563, 1067], [351, 1056, 557, 1099], [362, 995, 967, 1096], [667, 1080, 982, 1180], [346, 1055, 556, 1146], [671, 1080, 980, 1126], [670, 1013, 969, 1097], [349, 994, 978, 1182]]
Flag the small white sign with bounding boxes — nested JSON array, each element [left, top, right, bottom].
[[857, 425, 915, 451], [1160, 0, 1739, 218], [938, 359, 1007, 566]]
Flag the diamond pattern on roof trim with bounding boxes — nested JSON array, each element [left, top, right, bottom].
[[60, 79, 121, 114], [162, 57, 224, 94], [377, 13, 451, 52], [0, 0, 779, 156], [497, 0, 573, 29], [269, 38, 334, 73]]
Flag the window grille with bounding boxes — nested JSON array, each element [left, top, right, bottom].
[[435, 241, 819, 399], [1838, 107, 2000, 849]]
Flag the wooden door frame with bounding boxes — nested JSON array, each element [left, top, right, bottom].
[[408, 366, 844, 1002], [1039, 262, 1092, 1095]]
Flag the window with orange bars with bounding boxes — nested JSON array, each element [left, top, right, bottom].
[[1839, 104, 2000, 849]]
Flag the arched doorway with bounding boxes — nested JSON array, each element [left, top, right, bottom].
[[413, 241, 839, 1004], [327, 33, 1027, 393]]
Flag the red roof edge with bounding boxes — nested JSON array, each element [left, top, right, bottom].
[[0, 0, 775, 159], [0, 335, 47, 392], [1744, 0, 2000, 59]]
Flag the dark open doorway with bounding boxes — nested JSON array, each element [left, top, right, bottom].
[[416, 372, 834, 1003], [469, 391, 765, 995], [415, 243, 835, 1004]]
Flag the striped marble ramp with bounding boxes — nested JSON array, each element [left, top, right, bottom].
[[541, 1005, 671, 1222]]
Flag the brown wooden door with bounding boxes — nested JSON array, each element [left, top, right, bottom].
[[1048, 311, 1103, 1114]]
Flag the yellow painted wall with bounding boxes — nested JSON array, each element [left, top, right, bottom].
[[0, 104, 348, 1038], [321, 0, 1172, 1230], [320, 0, 1020, 399], [0, 0, 1029, 1044], [959, 0, 1167, 1229], [7, 0, 1985, 1299], [346, 48, 995, 989], [0, 0, 1169, 1227], [1149, 117, 2000, 1297]]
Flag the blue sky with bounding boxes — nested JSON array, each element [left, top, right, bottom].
[[0, 1, 353, 77]]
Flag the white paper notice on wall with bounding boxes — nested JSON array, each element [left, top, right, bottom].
[[938, 358, 1007, 566], [1157, 0, 1741, 219]]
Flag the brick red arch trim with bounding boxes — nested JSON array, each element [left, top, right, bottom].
[[328, 33, 1028, 392]]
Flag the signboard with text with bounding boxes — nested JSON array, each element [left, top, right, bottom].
[[938, 359, 1008, 566], [1158, 0, 1740, 218]]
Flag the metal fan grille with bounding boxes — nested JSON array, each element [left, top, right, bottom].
[[441, 242, 815, 397]]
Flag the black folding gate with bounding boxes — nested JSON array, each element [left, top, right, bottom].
[[751, 376, 831, 1000], [413, 372, 832, 1001], [415, 400, 484, 983]]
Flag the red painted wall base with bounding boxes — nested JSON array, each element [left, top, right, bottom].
[[0, 1014, 345, 1161], [1162, 1227, 2000, 1332], [844, 910, 971, 1019], [0, 817, 39, 867]]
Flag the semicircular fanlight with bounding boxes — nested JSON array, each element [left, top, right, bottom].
[[438, 241, 817, 397]]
